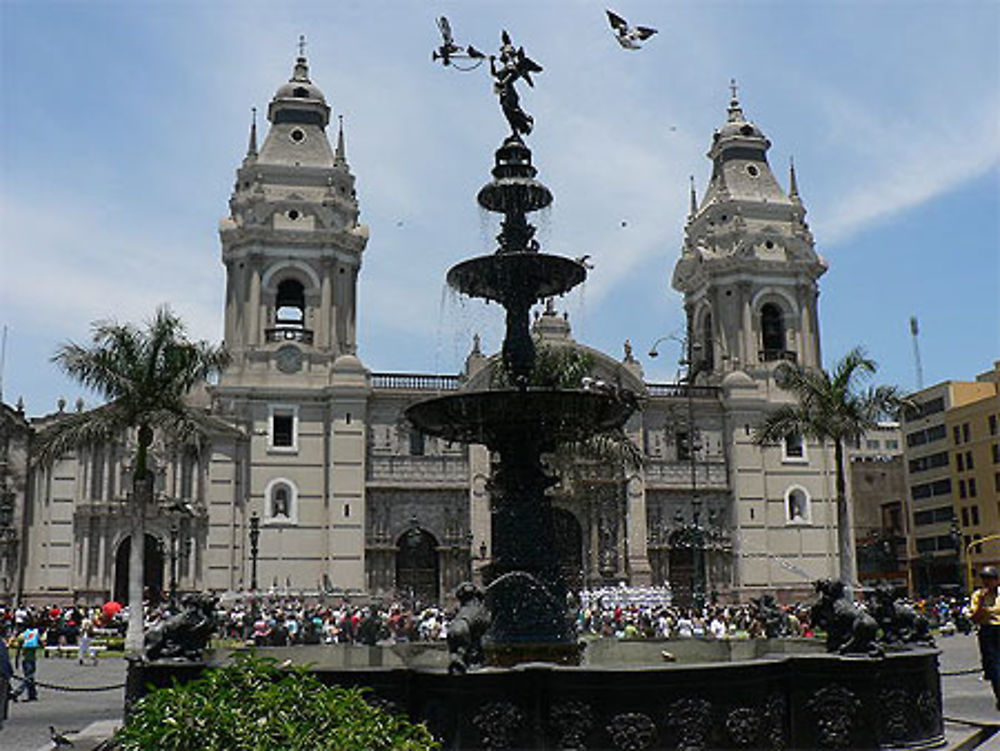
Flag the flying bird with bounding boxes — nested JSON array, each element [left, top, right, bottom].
[[606, 10, 658, 50], [50, 726, 74, 748]]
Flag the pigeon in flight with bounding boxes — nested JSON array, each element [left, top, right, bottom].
[[606, 10, 658, 50]]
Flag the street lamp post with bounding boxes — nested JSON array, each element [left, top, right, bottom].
[[950, 515, 963, 595], [651, 334, 709, 608], [249, 512, 260, 592], [168, 521, 179, 604]]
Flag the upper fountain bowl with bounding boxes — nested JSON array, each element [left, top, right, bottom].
[[477, 137, 553, 214], [477, 178, 553, 215]]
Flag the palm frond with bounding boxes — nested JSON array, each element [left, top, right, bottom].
[[41, 306, 230, 468], [752, 404, 811, 445], [31, 403, 131, 467]]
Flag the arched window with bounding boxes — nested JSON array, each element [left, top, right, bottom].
[[761, 303, 785, 358], [276, 279, 306, 329], [89, 444, 105, 500], [179, 450, 197, 499], [701, 313, 714, 372], [264, 478, 298, 525], [785, 485, 811, 524]]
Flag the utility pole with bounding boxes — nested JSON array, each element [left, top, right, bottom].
[[909, 316, 924, 391]]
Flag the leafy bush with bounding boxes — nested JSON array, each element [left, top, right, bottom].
[[490, 342, 595, 389], [113, 654, 439, 750]]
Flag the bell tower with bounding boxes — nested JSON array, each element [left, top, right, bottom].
[[672, 83, 826, 380], [218, 46, 369, 386]]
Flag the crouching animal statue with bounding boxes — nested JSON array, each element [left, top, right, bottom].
[[144, 593, 218, 661], [871, 583, 933, 646], [447, 582, 490, 674], [810, 579, 881, 655]]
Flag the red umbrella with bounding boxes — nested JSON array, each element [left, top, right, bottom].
[[102, 601, 123, 620]]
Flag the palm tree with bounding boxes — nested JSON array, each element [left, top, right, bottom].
[[752, 347, 909, 589], [33, 307, 229, 655]]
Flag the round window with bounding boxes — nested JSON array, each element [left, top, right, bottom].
[[290, 129, 305, 143], [288, 210, 300, 221], [765, 240, 774, 249], [746, 164, 760, 177]]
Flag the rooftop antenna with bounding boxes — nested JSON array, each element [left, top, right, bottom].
[[909, 315, 924, 391]]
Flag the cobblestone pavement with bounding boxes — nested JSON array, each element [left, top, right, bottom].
[[0, 654, 125, 751], [0, 635, 994, 750]]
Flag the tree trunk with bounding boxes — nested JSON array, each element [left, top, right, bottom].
[[834, 440, 857, 593], [125, 472, 151, 656], [125, 424, 155, 658]]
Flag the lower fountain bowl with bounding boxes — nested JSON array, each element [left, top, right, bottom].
[[405, 388, 634, 448]]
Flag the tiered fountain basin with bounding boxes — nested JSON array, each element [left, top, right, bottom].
[[405, 388, 634, 447], [447, 253, 585, 304], [131, 640, 945, 750]]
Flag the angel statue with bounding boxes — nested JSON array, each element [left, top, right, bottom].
[[489, 30, 543, 139]]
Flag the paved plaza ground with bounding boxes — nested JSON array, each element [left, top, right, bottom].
[[0, 633, 996, 750]]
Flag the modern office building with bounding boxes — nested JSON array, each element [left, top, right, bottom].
[[902, 362, 1000, 594]]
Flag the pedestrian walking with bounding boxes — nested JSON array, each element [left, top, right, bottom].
[[78, 618, 94, 665], [11, 621, 42, 702], [970, 565, 1000, 711], [0, 626, 13, 729]]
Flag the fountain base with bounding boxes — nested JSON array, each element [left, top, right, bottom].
[[484, 640, 585, 668]]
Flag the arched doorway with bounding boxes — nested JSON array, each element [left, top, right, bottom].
[[668, 543, 696, 608], [553, 508, 584, 592], [113, 534, 165, 605], [396, 528, 439, 605]]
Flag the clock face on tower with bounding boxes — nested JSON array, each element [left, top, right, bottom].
[[275, 345, 303, 374]]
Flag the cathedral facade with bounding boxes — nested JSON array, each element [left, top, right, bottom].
[[4, 54, 845, 608]]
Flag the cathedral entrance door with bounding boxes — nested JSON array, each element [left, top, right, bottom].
[[553, 508, 584, 592], [113, 534, 165, 605], [668, 547, 695, 608], [395, 528, 439, 605]]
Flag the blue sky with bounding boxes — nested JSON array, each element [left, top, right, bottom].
[[1, 0, 998, 415]]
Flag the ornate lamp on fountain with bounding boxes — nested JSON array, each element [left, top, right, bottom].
[[407, 29, 636, 666]]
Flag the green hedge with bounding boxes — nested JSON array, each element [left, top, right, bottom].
[[113, 655, 439, 750]]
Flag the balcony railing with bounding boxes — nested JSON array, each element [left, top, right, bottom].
[[367, 454, 469, 484], [646, 383, 720, 399], [265, 327, 314, 344], [371, 373, 461, 391], [759, 349, 797, 363]]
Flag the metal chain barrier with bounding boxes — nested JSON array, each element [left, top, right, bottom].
[[9, 671, 126, 692], [940, 666, 983, 677]]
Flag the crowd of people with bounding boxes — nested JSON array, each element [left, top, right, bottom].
[[0, 581, 994, 707], [0, 586, 984, 654]]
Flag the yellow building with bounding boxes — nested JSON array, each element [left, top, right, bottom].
[[902, 362, 999, 594], [946, 362, 1000, 586]]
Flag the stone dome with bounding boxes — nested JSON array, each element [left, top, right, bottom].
[[721, 369, 755, 390], [274, 58, 327, 104], [332, 353, 365, 373]]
